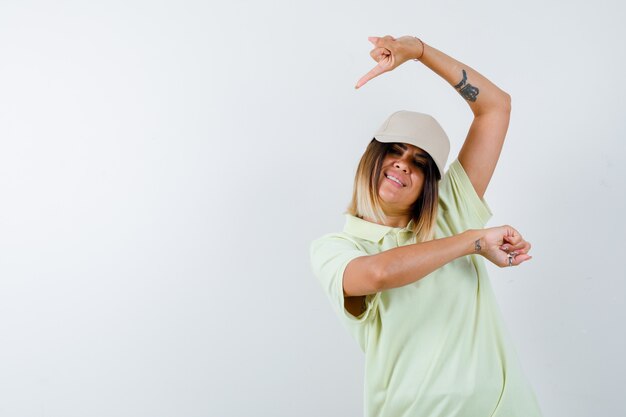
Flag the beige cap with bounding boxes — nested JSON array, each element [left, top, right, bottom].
[[373, 110, 450, 178]]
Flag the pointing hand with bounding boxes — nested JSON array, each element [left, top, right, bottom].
[[355, 35, 424, 89]]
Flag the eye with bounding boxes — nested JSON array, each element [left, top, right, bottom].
[[388, 145, 403, 155], [413, 159, 426, 168]]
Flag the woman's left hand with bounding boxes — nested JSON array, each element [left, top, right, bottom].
[[355, 35, 424, 89]]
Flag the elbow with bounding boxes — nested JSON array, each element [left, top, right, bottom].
[[475, 91, 511, 117], [343, 255, 387, 296], [501, 91, 512, 114]]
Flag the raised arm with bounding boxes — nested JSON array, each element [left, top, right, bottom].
[[355, 35, 511, 199], [418, 41, 510, 200]]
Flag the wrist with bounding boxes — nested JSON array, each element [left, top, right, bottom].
[[412, 37, 425, 61], [463, 229, 484, 256]]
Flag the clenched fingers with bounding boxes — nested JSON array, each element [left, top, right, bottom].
[[505, 252, 533, 267], [370, 47, 389, 62], [501, 240, 532, 255]]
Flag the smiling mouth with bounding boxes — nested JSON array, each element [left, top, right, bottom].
[[384, 174, 405, 187]]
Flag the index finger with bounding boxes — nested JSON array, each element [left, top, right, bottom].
[[355, 62, 386, 89]]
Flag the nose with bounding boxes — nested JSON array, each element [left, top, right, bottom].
[[394, 157, 411, 173]]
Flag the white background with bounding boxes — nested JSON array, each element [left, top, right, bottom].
[[1, 0, 624, 416]]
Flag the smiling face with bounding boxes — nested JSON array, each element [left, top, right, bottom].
[[347, 138, 440, 233], [377, 142, 429, 214]]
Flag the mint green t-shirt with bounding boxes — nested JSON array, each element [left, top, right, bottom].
[[309, 158, 543, 417]]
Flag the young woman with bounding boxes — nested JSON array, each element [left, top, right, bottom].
[[310, 35, 543, 417]]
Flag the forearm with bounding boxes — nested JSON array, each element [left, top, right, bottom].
[[418, 41, 511, 115], [374, 229, 483, 291]]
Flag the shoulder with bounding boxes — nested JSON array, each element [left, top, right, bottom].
[[437, 157, 493, 229], [309, 232, 368, 271]]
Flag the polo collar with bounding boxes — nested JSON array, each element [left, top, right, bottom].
[[343, 214, 415, 243]]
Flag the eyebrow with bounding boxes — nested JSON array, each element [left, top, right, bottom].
[[394, 143, 428, 159]]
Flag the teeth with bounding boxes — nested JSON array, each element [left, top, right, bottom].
[[386, 175, 403, 186]]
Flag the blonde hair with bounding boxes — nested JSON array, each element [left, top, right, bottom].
[[346, 139, 441, 243]]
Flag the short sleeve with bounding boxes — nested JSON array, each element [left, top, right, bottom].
[[438, 158, 493, 234], [309, 234, 381, 324]]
